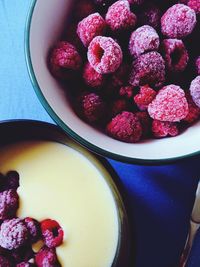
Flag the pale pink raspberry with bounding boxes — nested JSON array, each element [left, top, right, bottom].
[[190, 76, 200, 108]]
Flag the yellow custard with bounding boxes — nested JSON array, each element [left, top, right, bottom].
[[0, 141, 119, 267]]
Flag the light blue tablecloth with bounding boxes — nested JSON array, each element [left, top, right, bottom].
[[0, 1, 200, 267]]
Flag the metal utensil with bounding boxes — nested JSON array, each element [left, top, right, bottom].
[[179, 181, 200, 267]]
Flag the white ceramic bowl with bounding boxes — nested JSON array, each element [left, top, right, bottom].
[[25, 0, 200, 164]]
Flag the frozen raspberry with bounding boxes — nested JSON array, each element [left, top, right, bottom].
[[105, 0, 137, 32], [196, 56, 200, 75], [129, 51, 165, 87], [111, 99, 128, 117], [49, 41, 82, 79], [139, 4, 162, 29], [187, 0, 200, 14], [41, 219, 64, 248], [83, 63, 105, 88], [161, 4, 196, 38], [35, 246, 59, 267], [148, 85, 189, 122], [152, 120, 179, 138], [77, 13, 106, 47], [128, 0, 144, 4], [129, 25, 160, 58], [136, 111, 152, 137], [24, 217, 41, 243], [79, 92, 105, 122], [0, 190, 19, 220], [0, 218, 28, 250], [190, 76, 200, 108], [106, 111, 142, 142], [110, 64, 130, 87], [119, 86, 134, 99], [88, 36, 123, 74], [11, 245, 34, 264], [134, 85, 157, 111], [0, 255, 11, 267], [16, 263, 34, 267], [183, 92, 200, 123], [161, 39, 189, 73], [5, 171, 20, 190], [73, 0, 95, 21]]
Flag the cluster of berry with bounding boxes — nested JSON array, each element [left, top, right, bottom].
[[0, 171, 63, 266], [49, 0, 200, 143]]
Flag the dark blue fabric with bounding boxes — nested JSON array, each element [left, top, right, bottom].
[[0, 1, 200, 267]]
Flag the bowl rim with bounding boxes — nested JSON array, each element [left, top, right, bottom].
[[24, 0, 200, 165]]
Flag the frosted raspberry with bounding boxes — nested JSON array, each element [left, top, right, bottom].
[[196, 56, 200, 75], [77, 13, 106, 47], [41, 219, 64, 248], [0, 190, 19, 220], [49, 41, 82, 79], [24, 217, 41, 243], [83, 63, 105, 88], [188, 0, 200, 14], [136, 111, 152, 137], [129, 25, 160, 58], [152, 120, 179, 138], [35, 246, 59, 267], [5, 171, 20, 190], [88, 36, 123, 74], [119, 86, 134, 99], [16, 263, 34, 267], [129, 51, 165, 87], [79, 92, 105, 122], [0, 256, 11, 267], [0, 218, 28, 250], [110, 64, 130, 87], [105, 0, 137, 32], [111, 99, 128, 117], [106, 111, 142, 142], [73, 0, 95, 21], [148, 85, 189, 122], [190, 76, 200, 108], [134, 85, 157, 111], [161, 4, 196, 38], [139, 4, 162, 29], [183, 92, 200, 123], [161, 39, 189, 73]]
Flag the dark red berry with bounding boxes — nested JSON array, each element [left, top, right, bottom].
[[5, 171, 20, 190], [24, 217, 41, 243], [0, 190, 19, 220], [11, 245, 34, 264], [134, 85, 157, 111], [35, 246, 60, 267], [0, 255, 11, 267], [152, 120, 179, 138]]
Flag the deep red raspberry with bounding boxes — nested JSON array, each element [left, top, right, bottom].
[[129, 51, 165, 88], [83, 63, 105, 88], [188, 0, 200, 14], [88, 36, 123, 74], [119, 86, 134, 99], [49, 41, 82, 79], [0, 190, 19, 220], [11, 245, 34, 264], [77, 13, 106, 47], [105, 0, 137, 32], [111, 99, 128, 117], [106, 111, 142, 143], [79, 92, 105, 122], [190, 76, 200, 108], [16, 263, 34, 267], [0, 218, 28, 250], [73, 0, 95, 21], [5, 171, 20, 190], [161, 4, 196, 38], [148, 85, 189, 122], [0, 255, 11, 267], [129, 25, 160, 58], [196, 56, 200, 75], [161, 39, 189, 73], [35, 246, 59, 267], [134, 85, 157, 111], [139, 4, 162, 29], [41, 219, 64, 248], [136, 111, 152, 138], [183, 92, 200, 123], [24, 217, 41, 243], [110, 64, 130, 87], [152, 120, 179, 138]]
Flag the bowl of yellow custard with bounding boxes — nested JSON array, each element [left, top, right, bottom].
[[0, 120, 130, 267]]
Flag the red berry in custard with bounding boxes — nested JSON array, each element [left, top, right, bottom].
[[0, 255, 11, 267], [88, 36, 123, 74], [129, 25, 160, 58], [0, 190, 19, 220], [148, 84, 189, 122], [77, 13, 106, 47], [41, 219, 64, 249], [24, 217, 41, 243], [105, 0, 137, 32], [83, 62, 105, 88], [190, 76, 200, 108], [134, 85, 157, 111], [106, 111, 142, 142], [35, 246, 60, 267], [129, 51, 165, 88], [0, 218, 28, 250], [5, 171, 20, 190], [161, 4, 196, 38], [152, 120, 179, 138]]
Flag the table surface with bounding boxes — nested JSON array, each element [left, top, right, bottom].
[[0, 1, 200, 267]]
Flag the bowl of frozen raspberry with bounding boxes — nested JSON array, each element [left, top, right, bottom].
[[25, 0, 200, 164]]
